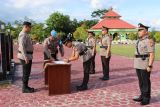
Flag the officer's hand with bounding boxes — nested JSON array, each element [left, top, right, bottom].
[[25, 58, 29, 64], [92, 52, 94, 56], [50, 58, 55, 61], [105, 54, 109, 58], [147, 67, 152, 72], [63, 59, 69, 63]]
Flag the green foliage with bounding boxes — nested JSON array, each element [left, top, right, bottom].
[[95, 32, 102, 39], [0, 20, 5, 25], [6, 17, 36, 39], [11, 20, 23, 39], [114, 36, 120, 41], [73, 24, 88, 41], [127, 33, 138, 40], [91, 9, 108, 18], [46, 12, 77, 34], [149, 29, 156, 39], [154, 32, 160, 43], [31, 23, 45, 42], [1, 12, 99, 42], [78, 19, 98, 28]]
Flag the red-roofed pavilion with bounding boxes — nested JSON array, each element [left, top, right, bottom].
[[89, 8, 137, 41]]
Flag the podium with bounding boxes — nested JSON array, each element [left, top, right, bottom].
[[44, 61, 71, 95]]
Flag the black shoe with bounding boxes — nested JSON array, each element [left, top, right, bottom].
[[76, 85, 88, 91], [140, 98, 150, 106], [141, 101, 150, 105], [27, 86, 35, 92], [133, 95, 143, 102], [99, 77, 109, 81], [22, 88, 35, 93]]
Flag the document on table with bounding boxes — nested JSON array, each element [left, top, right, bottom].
[[54, 61, 69, 64]]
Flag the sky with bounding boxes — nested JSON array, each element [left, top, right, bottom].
[[0, 0, 160, 30]]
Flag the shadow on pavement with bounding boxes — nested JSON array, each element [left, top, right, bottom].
[[150, 94, 160, 104]]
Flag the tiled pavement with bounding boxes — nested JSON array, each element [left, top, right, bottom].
[[0, 44, 160, 107]]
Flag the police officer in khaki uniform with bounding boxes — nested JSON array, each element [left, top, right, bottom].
[[62, 33, 92, 91], [133, 23, 155, 105], [99, 26, 112, 81], [17, 22, 35, 93], [43, 30, 64, 61], [86, 31, 96, 74]]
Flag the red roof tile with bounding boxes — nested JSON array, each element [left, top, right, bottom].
[[102, 10, 121, 18], [91, 18, 136, 29]]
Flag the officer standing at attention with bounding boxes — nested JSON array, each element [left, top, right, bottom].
[[17, 21, 35, 93], [43, 30, 64, 61], [86, 31, 96, 74], [99, 26, 112, 81], [133, 23, 155, 106], [62, 33, 92, 91]]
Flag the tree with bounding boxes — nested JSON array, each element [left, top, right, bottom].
[[31, 23, 45, 42], [0, 20, 5, 30], [154, 32, 160, 43], [91, 9, 108, 18], [46, 12, 76, 34], [10, 17, 36, 39], [0, 20, 5, 25], [128, 33, 138, 40], [69, 18, 78, 33], [149, 29, 156, 39], [73, 24, 88, 41], [11, 20, 23, 39], [78, 19, 98, 28]]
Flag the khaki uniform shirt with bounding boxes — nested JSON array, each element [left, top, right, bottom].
[[43, 37, 64, 59], [134, 35, 155, 69], [86, 36, 96, 53], [99, 35, 111, 56], [17, 31, 33, 60], [72, 42, 92, 62]]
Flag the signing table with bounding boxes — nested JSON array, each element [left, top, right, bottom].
[[43, 60, 71, 95]]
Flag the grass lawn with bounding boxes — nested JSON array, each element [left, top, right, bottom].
[[97, 44, 160, 60], [111, 44, 160, 60]]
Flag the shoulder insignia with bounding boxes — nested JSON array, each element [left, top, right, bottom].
[[148, 39, 155, 47]]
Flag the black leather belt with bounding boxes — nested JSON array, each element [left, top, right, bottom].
[[100, 46, 108, 49], [135, 54, 149, 58], [18, 50, 33, 54], [135, 54, 149, 60]]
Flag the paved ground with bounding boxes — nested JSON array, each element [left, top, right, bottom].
[[0, 44, 160, 107]]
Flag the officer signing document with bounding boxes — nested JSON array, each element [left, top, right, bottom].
[[62, 33, 93, 91]]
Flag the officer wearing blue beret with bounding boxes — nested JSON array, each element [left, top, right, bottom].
[[43, 30, 64, 61]]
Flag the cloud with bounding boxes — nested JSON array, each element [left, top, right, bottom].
[[149, 19, 160, 30], [124, 18, 160, 30], [5, 0, 28, 9], [1, 0, 70, 22], [5, 0, 56, 9], [88, 0, 127, 10], [0, 0, 160, 31], [90, 0, 103, 9], [152, 19, 160, 26], [1, 0, 125, 22]]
